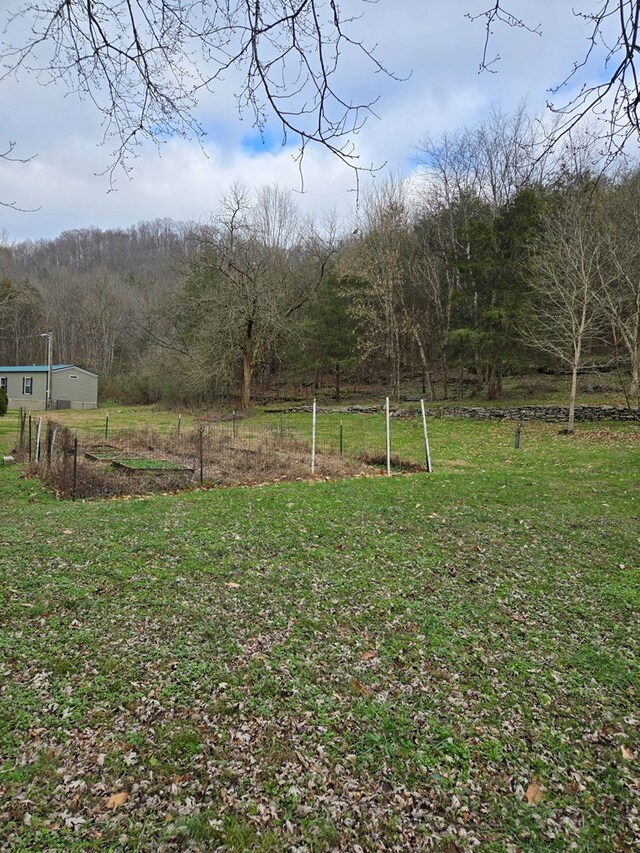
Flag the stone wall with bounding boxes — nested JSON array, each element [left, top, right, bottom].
[[269, 403, 638, 422], [410, 404, 639, 422]]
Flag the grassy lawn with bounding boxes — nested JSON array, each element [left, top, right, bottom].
[[0, 407, 638, 851]]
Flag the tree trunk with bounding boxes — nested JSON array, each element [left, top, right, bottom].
[[487, 361, 499, 400], [473, 356, 483, 395], [391, 320, 401, 401], [568, 362, 578, 434], [240, 347, 254, 411], [568, 298, 587, 433], [441, 354, 448, 400], [410, 329, 433, 402], [630, 347, 640, 402]]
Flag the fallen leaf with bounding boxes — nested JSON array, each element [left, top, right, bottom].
[[224, 582, 240, 589], [525, 778, 544, 805], [361, 650, 378, 661], [351, 678, 371, 696], [106, 792, 129, 809], [621, 745, 633, 761]]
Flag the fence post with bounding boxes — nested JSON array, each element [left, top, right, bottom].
[[19, 408, 25, 448], [279, 413, 284, 442], [311, 399, 317, 474], [177, 413, 181, 435], [385, 397, 391, 477], [420, 399, 432, 473], [28, 414, 32, 462], [35, 417, 43, 462], [515, 423, 522, 449], [232, 411, 237, 439], [72, 435, 78, 501], [199, 427, 204, 486], [339, 420, 343, 456], [46, 423, 53, 468], [105, 413, 109, 440], [48, 427, 56, 470]]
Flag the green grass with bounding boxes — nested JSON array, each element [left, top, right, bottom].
[[113, 458, 190, 471], [33, 405, 198, 435], [0, 406, 638, 851]]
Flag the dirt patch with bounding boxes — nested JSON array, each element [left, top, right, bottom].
[[356, 452, 427, 473]]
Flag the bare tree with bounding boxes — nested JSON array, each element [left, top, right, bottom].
[[599, 171, 640, 403], [338, 178, 412, 400], [0, 229, 13, 280], [0, 276, 45, 364], [525, 191, 610, 433], [1, 1, 392, 182], [414, 108, 549, 397], [186, 184, 337, 409], [416, 105, 553, 211]]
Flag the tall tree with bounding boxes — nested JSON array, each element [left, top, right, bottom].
[[525, 190, 610, 433], [0, 276, 44, 365], [599, 170, 640, 403], [185, 185, 337, 409], [294, 273, 358, 401], [415, 110, 549, 398], [338, 179, 412, 400]]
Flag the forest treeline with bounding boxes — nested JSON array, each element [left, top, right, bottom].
[[2, 109, 640, 430]]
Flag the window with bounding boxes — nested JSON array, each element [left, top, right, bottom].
[[0, 377, 6, 393], [22, 377, 33, 395]]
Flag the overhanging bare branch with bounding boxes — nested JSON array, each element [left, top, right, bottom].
[[469, 1, 640, 158], [0, 1, 394, 185]]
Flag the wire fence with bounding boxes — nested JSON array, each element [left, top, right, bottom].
[[13, 402, 432, 499]]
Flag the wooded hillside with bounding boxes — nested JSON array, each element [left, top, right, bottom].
[[2, 112, 639, 424]]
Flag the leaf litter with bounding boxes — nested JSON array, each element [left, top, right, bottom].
[[0, 423, 639, 850]]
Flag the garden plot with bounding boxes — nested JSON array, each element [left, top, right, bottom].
[[111, 458, 194, 476], [25, 420, 382, 498], [84, 445, 129, 462]]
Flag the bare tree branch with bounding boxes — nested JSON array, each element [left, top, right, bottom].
[[0, 141, 41, 210], [470, 2, 640, 158], [0, 1, 395, 186]]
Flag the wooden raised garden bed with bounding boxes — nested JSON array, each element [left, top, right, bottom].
[[85, 446, 128, 462], [111, 458, 194, 476]]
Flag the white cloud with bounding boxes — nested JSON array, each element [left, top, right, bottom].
[[0, 1, 637, 241]]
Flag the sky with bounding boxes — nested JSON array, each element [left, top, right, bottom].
[[0, 1, 630, 242]]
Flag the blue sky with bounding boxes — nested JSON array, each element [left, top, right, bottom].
[[0, 1, 635, 242]]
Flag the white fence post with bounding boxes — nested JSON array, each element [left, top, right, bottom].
[[421, 399, 432, 472], [35, 417, 42, 462], [311, 398, 317, 474], [385, 397, 391, 477]]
